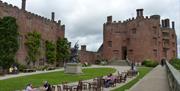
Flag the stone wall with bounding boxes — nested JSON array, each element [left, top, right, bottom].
[[78, 45, 99, 64], [0, 1, 65, 66]]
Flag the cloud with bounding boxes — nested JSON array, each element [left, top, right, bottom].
[[2, 0, 180, 55]]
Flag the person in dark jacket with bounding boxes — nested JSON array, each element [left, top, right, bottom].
[[43, 81, 51, 91]]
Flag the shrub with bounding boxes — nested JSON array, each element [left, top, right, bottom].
[[142, 59, 158, 67], [17, 64, 27, 72], [95, 59, 108, 65], [95, 60, 101, 65], [82, 62, 91, 67], [170, 58, 180, 70]]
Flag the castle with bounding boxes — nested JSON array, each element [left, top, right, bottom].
[[0, 0, 65, 65], [0, 0, 177, 65], [98, 9, 177, 63]]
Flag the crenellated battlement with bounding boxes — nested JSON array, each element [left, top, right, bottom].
[[105, 9, 175, 30], [0, 0, 64, 29]]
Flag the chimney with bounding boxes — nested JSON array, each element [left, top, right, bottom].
[[58, 20, 61, 25], [21, 0, 26, 10], [136, 9, 144, 17], [107, 16, 112, 23], [172, 21, 175, 29], [164, 19, 170, 28], [81, 45, 86, 51], [162, 20, 165, 27], [51, 12, 55, 21]]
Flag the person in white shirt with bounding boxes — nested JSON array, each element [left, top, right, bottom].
[[25, 84, 35, 91]]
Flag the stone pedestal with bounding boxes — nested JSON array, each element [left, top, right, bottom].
[[64, 63, 82, 74]]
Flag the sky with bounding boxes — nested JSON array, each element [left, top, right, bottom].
[[1, 0, 180, 55]]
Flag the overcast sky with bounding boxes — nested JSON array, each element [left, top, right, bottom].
[[1, 0, 180, 55]]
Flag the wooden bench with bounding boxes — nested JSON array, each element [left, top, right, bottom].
[[47, 67, 56, 70], [23, 69, 36, 73]]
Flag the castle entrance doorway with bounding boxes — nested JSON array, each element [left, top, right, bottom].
[[122, 47, 127, 60]]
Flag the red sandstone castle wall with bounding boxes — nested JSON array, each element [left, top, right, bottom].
[[0, 1, 65, 65], [101, 9, 177, 63], [78, 45, 98, 64]]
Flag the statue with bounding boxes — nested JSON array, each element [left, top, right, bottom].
[[70, 41, 79, 63], [65, 41, 82, 74]]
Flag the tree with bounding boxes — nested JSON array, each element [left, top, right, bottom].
[[170, 58, 180, 70], [45, 41, 56, 65], [56, 37, 70, 65], [25, 31, 41, 66], [0, 16, 19, 70]]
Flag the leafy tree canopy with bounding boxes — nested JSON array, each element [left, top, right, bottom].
[[45, 41, 56, 64], [56, 37, 70, 62], [0, 16, 19, 69], [25, 31, 41, 65]]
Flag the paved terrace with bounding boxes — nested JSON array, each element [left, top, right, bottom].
[[129, 65, 170, 91]]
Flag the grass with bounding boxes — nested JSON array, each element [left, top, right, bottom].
[[0, 68, 116, 91], [112, 67, 152, 91]]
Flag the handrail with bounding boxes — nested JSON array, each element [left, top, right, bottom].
[[165, 61, 180, 91]]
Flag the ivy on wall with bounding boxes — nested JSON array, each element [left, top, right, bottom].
[[56, 37, 70, 64], [45, 41, 56, 64], [25, 31, 41, 66], [0, 16, 19, 69]]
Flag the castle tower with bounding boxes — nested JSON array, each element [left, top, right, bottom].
[[99, 9, 177, 63], [21, 0, 26, 10], [51, 12, 55, 21], [136, 9, 144, 18], [81, 45, 87, 51]]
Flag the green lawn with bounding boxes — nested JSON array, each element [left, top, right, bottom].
[[0, 68, 116, 91], [112, 67, 152, 91]]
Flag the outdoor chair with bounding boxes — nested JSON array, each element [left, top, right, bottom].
[[51, 85, 56, 91], [57, 85, 62, 91], [73, 80, 88, 91], [89, 77, 103, 91], [62, 82, 73, 91]]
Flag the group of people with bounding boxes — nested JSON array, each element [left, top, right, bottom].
[[9, 66, 18, 74], [25, 81, 51, 91]]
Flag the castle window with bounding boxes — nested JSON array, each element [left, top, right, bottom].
[[162, 32, 169, 37], [172, 34, 175, 39], [132, 28, 136, 34], [153, 38, 157, 45], [152, 26, 157, 34], [172, 42, 175, 47], [113, 50, 119, 54], [108, 41, 112, 47], [163, 40, 169, 45], [129, 49, 133, 53], [153, 49, 157, 57], [152, 26, 157, 29]]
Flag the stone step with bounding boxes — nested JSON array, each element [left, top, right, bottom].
[[108, 60, 130, 66]]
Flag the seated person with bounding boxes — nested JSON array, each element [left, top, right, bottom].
[[25, 83, 35, 91], [105, 73, 116, 88], [43, 81, 52, 91], [9, 67, 13, 74]]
